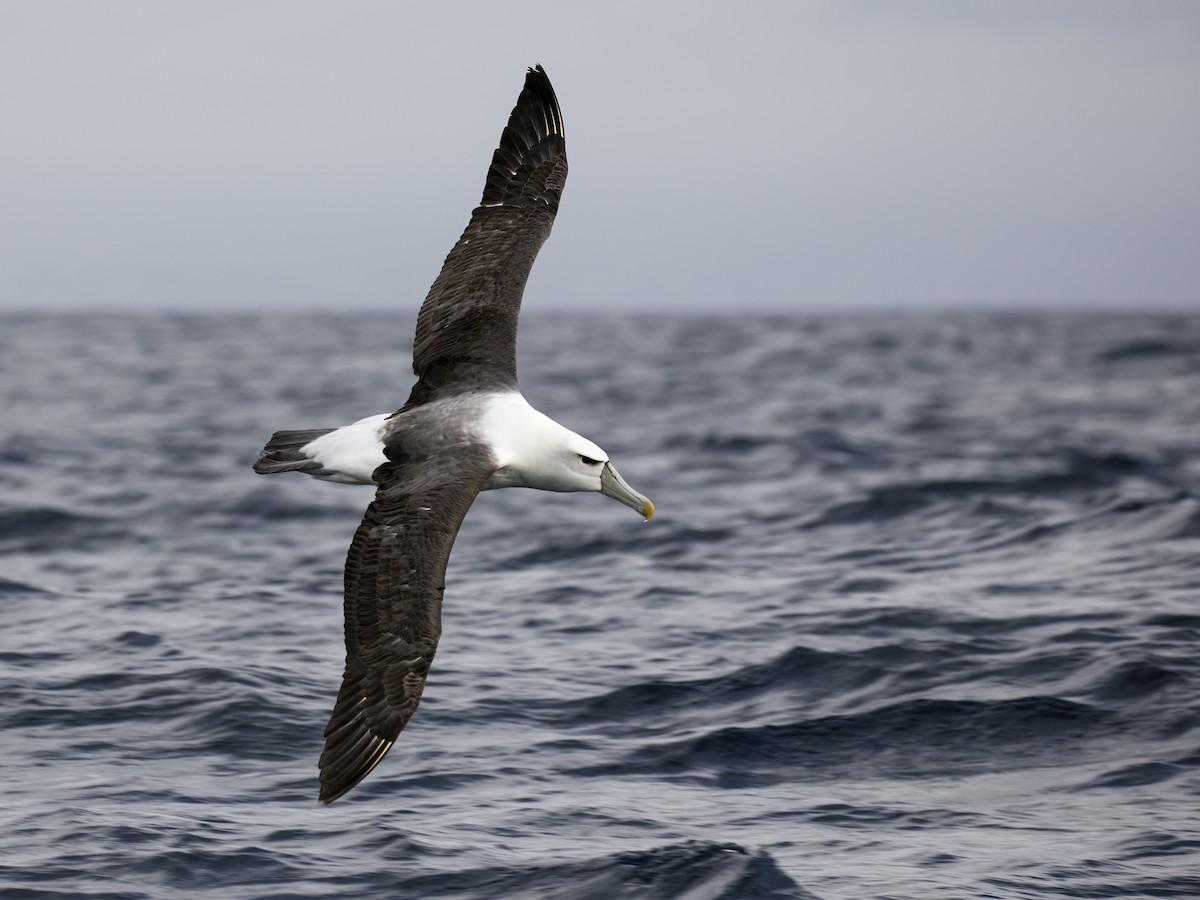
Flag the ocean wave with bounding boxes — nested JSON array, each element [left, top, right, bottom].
[[617, 696, 1115, 784], [0, 506, 126, 551], [1082, 760, 1187, 790], [557, 645, 884, 726], [804, 452, 1171, 531], [384, 841, 808, 900], [1097, 338, 1200, 363], [216, 487, 364, 522], [0, 575, 50, 595], [1093, 659, 1186, 701]]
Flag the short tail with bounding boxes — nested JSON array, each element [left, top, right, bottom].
[[253, 428, 335, 475]]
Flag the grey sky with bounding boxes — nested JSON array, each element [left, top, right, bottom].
[[2, 1, 1198, 313]]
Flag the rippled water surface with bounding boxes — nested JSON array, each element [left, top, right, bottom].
[[3, 311, 1200, 899]]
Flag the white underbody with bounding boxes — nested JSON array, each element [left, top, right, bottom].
[[298, 392, 607, 491]]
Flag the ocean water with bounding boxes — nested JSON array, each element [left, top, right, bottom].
[[2, 310, 1199, 899]]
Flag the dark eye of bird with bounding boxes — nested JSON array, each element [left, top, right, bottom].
[[580, 455, 602, 466]]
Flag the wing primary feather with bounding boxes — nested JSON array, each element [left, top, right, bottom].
[[480, 65, 565, 209]]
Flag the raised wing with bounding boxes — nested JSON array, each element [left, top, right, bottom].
[[318, 446, 494, 803], [404, 65, 567, 406]]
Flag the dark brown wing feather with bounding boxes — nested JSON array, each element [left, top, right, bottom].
[[404, 66, 567, 407], [318, 446, 494, 803]]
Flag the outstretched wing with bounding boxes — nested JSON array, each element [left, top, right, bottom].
[[405, 65, 567, 405], [318, 446, 494, 803]]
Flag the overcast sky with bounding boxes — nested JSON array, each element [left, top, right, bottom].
[[2, 1, 1198, 313]]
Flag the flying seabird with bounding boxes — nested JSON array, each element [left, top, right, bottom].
[[253, 66, 653, 804]]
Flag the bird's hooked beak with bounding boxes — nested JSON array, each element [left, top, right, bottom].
[[599, 462, 654, 520]]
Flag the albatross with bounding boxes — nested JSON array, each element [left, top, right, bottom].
[[252, 66, 653, 804]]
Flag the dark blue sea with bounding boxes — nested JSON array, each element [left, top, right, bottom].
[[2, 311, 1199, 899]]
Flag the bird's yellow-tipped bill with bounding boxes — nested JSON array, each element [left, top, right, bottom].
[[600, 462, 654, 520]]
